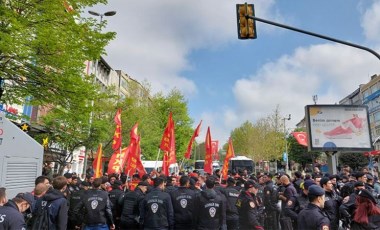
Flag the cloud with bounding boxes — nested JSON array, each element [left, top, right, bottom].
[[230, 43, 380, 131], [90, 0, 279, 96], [361, 0, 380, 43]]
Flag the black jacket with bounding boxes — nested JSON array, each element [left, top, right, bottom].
[[0, 200, 26, 230], [38, 189, 68, 230], [351, 215, 380, 230], [139, 187, 174, 229], [263, 180, 279, 213], [324, 190, 341, 230], [297, 203, 330, 230], [74, 188, 114, 226], [108, 187, 124, 219], [222, 186, 240, 221], [170, 186, 197, 229], [236, 190, 264, 230], [194, 188, 227, 230], [120, 186, 145, 225]]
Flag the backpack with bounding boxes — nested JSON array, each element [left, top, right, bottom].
[[30, 200, 52, 230]]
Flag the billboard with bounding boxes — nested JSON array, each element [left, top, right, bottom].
[[305, 105, 372, 152]]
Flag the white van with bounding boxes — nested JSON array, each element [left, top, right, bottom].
[[142, 161, 179, 175]]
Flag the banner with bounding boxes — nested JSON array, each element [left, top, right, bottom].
[[160, 112, 173, 152], [292, 132, 308, 147], [107, 147, 129, 175], [185, 120, 202, 159], [112, 108, 122, 150], [92, 144, 103, 178], [160, 113, 176, 175], [204, 127, 213, 175], [221, 138, 235, 180]]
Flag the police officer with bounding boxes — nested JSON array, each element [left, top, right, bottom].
[[263, 173, 280, 230], [109, 180, 124, 229], [0, 192, 33, 229], [236, 179, 265, 230], [194, 177, 227, 230], [74, 177, 115, 230], [120, 181, 149, 230], [297, 185, 330, 230], [170, 175, 197, 230], [222, 177, 240, 230], [320, 177, 341, 230], [68, 181, 90, 229], [139, 176, 174, 229]]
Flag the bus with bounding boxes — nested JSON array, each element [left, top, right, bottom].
[[229, 156, 254, 174]]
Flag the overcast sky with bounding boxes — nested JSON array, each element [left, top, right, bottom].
[[87, 0, 380, 149]]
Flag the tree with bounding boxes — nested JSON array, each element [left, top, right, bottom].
[[339, 152, 369, 171], [0, 0, 115, 108], [287, 134, 321, 169]]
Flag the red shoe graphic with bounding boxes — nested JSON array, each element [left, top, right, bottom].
[[324, 126, 353, 139]]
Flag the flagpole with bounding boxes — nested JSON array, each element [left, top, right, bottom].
[[155, 149, 161, 170]]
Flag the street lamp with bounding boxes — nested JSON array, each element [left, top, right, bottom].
[[283, 114, 291, 174], [88, 10, 117, 23]]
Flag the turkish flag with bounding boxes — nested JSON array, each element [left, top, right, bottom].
[[292, 132, 308, 147]]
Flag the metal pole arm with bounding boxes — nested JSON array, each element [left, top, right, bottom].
[[248, 15, 380, 61]]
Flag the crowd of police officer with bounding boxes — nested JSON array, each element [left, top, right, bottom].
[[2, 165, 380, 229]]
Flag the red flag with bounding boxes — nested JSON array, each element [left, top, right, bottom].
[[211, 140, 219, 160], [107, 147, 129, 175], [292, 132, 308, 147], [221, 138, 235, 180], [160, 112, 173, 152], [112, 109, 122, 150], [185, 120, 202, 159], [92, 144, 103, 178], [136, 156, 146, 178], [161, 113, 176, 175], [204, 127, 213, 175], [125, 123, 140, 176]]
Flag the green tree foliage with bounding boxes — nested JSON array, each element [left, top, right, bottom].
[[229, 106, 285, 161], [287, 134, 321, 168], [338, 152, 369, 171], [0, 0, 115, 107]]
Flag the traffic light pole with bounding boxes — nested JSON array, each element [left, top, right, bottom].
[[247, 15, 380, 61]]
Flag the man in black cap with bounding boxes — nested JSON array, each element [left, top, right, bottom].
[[283, 179, 314, 229], [297, 185, 330, 230], [320, 177, 341, 230], [120, 181, 149, 229], [222, 177, 240, 230], [109, 180, 124, 229], [263, 173, 280, 230], [170, 175, 197, 230], [194, 176, 226, 230], [236, 179, 265, 230], [0, 192, 33, 229]]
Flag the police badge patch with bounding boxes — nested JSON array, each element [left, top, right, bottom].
[[151, 203, 158, 213], [180, 199, 187, 208], [287, 200, 292, 206], [209, 207, 216, 217], [322, 225, 329, 230], [91, 200, 98, 209], [249, 201, 255, 208]]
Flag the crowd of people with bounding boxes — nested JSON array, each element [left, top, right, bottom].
[[1, 165, 380, 229]]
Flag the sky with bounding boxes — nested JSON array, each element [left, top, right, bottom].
[[88, 0, 380, 148]]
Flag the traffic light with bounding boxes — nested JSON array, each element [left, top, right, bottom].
[[236, 3, 257, 39]]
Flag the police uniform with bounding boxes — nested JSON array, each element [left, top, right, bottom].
[[139, 187, 174, 229], [222, 179, 240, 230], [0, 193, 33, 230], [236, 180, 265, 230], [194, 187, 226, 230], [74, 188, 114, 228], [120, 182, 147, 229], [170, 185, 197, 230], [297, 185, 330, 230], [263, 179, 279, 230]]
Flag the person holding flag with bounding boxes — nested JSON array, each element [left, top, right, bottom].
[[159, 112, 176, 176]]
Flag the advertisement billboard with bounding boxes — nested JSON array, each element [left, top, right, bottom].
[[305, 105, 372, 152]]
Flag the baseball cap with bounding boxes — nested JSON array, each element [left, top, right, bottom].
[[308, 185, 325, 196], [358, 189, 377, 204], [244, 179, 259, 189], [138, 181, 150, 187], [63, 173, 73, 179], [16, 192, 34, 206], [303, 179, 315, 190]]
